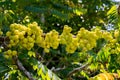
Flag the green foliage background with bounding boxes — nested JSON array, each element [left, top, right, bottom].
[[0, 0, 120, 80]]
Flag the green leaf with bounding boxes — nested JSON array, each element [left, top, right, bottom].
[[37, 68, 42, 76], [0, 65, 9, 73], [0, 13, 4, 25], [35, 61, 61, 80], [25, 6, 47, 13], [52, 73, 61, 80], [46, 72, 51, 80], [117, 70, 120, 78], [80, 70, 89, 79], [107, 5, 118, 24], [73, 9, 83, 16], [89, 62, 99, 71], [33, 65, 38, 71], [96, 48, 110, 63], [51, 9, 69, 20], [107, 5, 117, 16], [47, 70, 52, 79]]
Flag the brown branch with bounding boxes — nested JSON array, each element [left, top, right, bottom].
[[67, 63, 89, 78], [51, 66, 66, 72], [14, 57, 35, 80], [46, 57, 53, 66]]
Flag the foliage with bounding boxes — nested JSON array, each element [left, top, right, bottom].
[[0, 21, 120, 79], [0, 0, 115, 32], [1, 0, 120, 80]]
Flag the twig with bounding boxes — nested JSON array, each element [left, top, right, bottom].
[[14, 57, 35, 80], [46, 57, 53, 66], [67, 63, 89, 78], [51, 66, 66, 72]]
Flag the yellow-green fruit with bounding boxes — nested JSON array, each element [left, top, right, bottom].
[[51, 42, 59, 49], [27, 37, 34, 43], [12, 50, 17, 56], [44, 48, 49, 53], [4, 55, 9, 59], [32, 34, 35, 39], [10, 40, 14, 44], [13, 35, 19, 40], [114, 30, 119, 38], [7, 50, 12, 55], [0, 31, 3, 35], [6, 31, 11, 36], [28, 51, 35, 57], [0, 48, 2, 52], [63, 25, 72, 33], [27, 28, 32, 36], [29, 43, 34, 48], [23, 43, 27, 48], [23, 38, 28, 43], [19, 32, 24, 39], [13, 30, 19, 35]]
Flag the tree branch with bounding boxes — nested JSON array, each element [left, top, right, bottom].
[[51, 66, 66, 72], [14, 57, 35, 80], [67, 63, 89, 78]]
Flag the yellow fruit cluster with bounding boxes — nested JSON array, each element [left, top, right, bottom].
[[28, 22, 43, 47], [65, 38, 78, 53], [105, 30, 120, 54], [43, 30, 59, 53], [77, 28, 98, 52], [60, 25, 78, 53], [114, 30, 119, 38], [4, 50, 17, 59], [111, 30, 120, 54], [6, 22, 43, 50], [60, 25, 73, 45], [6, 23, 27, 47], [5, 22, 120, 54], [102, 31, 113, 41]]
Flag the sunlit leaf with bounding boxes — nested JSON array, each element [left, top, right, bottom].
[[33, 65, 38, 71], [117, 70, 120, 78], [37, 68, 42, 76], [89, 62, 99, 71], [107, 5, 117, 16], [73, 9, 83, 16], [46, 72, 51, 80]]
